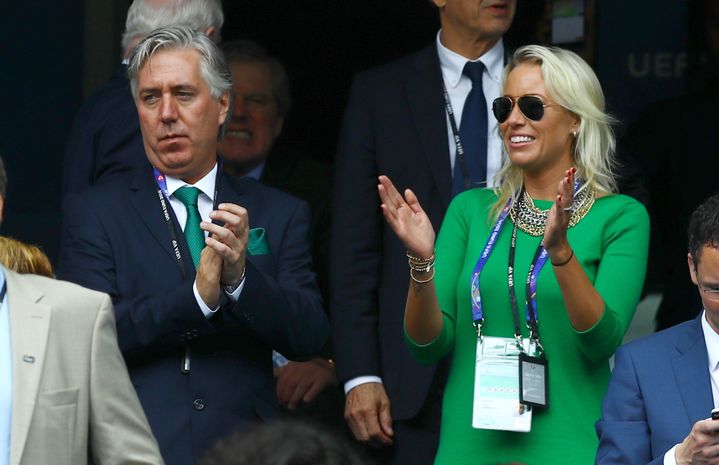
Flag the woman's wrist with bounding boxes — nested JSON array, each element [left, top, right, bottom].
[[547, 242, 573, 266], [407, 249, 435, 283]]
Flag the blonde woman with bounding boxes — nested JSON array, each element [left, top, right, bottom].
[[378, 45, 649, 464]]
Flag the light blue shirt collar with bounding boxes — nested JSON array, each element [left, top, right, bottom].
[[436, 30, 504, 89]]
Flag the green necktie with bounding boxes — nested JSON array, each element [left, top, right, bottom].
[[174, 186, 205, 268]]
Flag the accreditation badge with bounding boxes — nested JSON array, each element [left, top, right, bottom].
[[472, 336, 534, 432]]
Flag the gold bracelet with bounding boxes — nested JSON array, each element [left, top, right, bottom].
[[410, 267, 435, 284], [407, 249, 435, 272]]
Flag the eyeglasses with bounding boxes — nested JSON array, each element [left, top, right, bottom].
[[492, 96, 551, 123], [696, 271, 719, 302]]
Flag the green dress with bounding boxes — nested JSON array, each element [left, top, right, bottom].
[[406, 189, 649, 465]]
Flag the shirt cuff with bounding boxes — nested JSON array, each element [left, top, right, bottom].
[[664, 445, 678, 465], [273, 351, 289, 368], [193, 280, 220, 318], [344, 376, 383, 395], [224, 276, 245, 302]]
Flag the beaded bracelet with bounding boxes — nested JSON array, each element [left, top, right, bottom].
[[406, 249, 435, 272]]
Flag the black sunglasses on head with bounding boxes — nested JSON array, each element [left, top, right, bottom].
[[492, 96, 550, 123]]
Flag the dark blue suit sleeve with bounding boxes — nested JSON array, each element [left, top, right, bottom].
[[60, 190, 328, 362], [595, 347, 665, 465], [59, 192, 218, 358], [330, 75, 384, 382], [228, 200, 328, 361]]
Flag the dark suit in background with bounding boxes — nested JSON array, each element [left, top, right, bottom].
[[62, 64, 145, 194], [331, 44, 452, 464], [261, 147, 332, 305], [59, 168, 328, 465]]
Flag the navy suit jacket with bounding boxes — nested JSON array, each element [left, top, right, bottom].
[[63, 64, 147, 195], [596, 315, 713, 465], [331, 44, 451, 420], [58, 166, 329, 465]]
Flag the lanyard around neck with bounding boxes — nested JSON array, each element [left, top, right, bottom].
[[508, 223, 549, 346], [441, 81, 471, 191], [152, 159, 224, 277], [470, 186, 581, 345]]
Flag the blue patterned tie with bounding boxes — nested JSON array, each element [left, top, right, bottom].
[[452, 60, 488, 197], [174, 186, 204, 268]]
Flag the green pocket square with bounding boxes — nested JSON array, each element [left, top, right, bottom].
[[248, 228, 270, 255]]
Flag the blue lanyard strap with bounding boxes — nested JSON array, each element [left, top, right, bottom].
[[470, 182, 580, 341], [470, 198, 512, 326]]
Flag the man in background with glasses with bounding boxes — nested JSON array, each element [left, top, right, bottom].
[[597, 193, 719, 465]]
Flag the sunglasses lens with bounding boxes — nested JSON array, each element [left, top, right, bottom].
[[518, 96, 545, 121], [492, 97, 513, 123]]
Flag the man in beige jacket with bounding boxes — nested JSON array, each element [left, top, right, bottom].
[[0, 157, 163, 465]]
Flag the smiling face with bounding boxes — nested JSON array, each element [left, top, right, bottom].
[[136, 47, 229, 183], [499, 64, 578, 176], [217, 61, 284, 174]]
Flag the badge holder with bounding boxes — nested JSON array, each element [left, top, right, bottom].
[[519, 350, 548, 409], [473, 336, 533, 432]]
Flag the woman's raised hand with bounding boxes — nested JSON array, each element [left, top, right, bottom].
[[377, 175, 435, 259], [543, 167, 575, 256]]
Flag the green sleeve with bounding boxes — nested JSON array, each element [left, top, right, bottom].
[[404, 190, 482, 364], [574, 197, 650, 363]]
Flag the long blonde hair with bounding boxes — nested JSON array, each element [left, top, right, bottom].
[[0, 236, 54, 277], [491, 45, 617, 219]]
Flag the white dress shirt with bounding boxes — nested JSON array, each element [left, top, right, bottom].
[[664, 310, 719, 464], [437, 31, 505, 188], [0, 266, 11, 465], [344, 37, 505, 396], [163, 164, 244, 317]]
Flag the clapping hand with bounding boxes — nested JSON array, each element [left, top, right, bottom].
[[377, 175, 435, 259], [543, 167, 575, 257]]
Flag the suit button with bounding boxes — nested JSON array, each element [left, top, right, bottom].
[[193, 399, 205, 411]]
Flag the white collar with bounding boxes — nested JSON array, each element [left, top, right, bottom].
[[164, 164, 218, 202], [702, 310, 719, 372], [436, 30, 504, 89]]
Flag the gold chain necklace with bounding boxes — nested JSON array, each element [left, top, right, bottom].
[[509, 185, 596, 236]]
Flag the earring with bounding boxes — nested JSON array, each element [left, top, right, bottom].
[[572, 129, 578, 139]]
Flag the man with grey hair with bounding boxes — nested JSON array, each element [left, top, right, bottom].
[[59, 26, 328, 465], [63, 0, 223, 195]]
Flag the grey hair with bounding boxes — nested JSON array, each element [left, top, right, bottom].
[[122, 0, 224, 50], [220, 39, 291, 118], [0, 156, 5, 198], [127, 25, 233, 139], [492, 45, 617, 218]]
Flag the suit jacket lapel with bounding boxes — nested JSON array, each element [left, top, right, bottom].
[[405, 45, 452, 209], [672, 315, 714, 425], [128, 167, 184, 266], [7, 270, 50, 465]]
